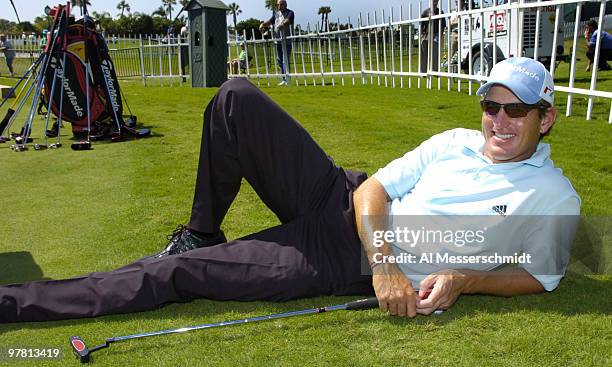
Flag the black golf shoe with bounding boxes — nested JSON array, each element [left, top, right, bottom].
[[153, 225, 226, 258]]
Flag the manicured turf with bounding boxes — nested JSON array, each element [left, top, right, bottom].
[[0, 77, 610, 366]]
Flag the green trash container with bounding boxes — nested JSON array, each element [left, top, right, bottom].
[[185, 0, 229, 87]]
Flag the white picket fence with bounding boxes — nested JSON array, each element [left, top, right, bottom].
[[0, 33, 189, 86], [229, 0, 612, 123], [0, 0, 610, 122]]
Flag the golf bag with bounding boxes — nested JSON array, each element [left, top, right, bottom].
[[42, 12, 141, 139], [1, 2, 149, 151]]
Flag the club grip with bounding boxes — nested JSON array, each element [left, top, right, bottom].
[[345, 297, 379, 310]]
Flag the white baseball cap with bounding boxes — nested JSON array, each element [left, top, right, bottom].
[[476, 57, 555, 105]]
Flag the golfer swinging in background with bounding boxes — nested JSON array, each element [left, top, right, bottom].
[[0, 57, 579, 322]]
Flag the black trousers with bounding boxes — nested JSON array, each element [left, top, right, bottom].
[[0, 78, 373, 323], [586, 46, 611, 67]]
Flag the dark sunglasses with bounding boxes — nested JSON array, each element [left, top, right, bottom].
[[480, 100, 547, 118]]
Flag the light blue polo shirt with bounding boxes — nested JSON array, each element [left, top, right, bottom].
[[372, 128, 581, 291]]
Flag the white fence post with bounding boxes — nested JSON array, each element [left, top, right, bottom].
[[139, 35, 146, 86]]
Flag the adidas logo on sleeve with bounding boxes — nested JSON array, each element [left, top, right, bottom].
[[492, 205, 507, 216]]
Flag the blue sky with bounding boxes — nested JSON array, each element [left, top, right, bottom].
[[11, 0, 441, 26]]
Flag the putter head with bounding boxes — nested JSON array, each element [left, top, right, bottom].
[[70, 336, 90, 363], [89, 133, 106, 141], [125, 115, 137, 127], [49, 143, 62, 149], [34, 144, 48, 150], [14, 136, 33, 144], [45, 129, 59, 138], [122, 125, 151, 138], [13, 144, 28, 152], [71, 141, 92, 151], [110, 132, 124, 143]]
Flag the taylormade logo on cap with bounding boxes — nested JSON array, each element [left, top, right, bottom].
[[476, 57, 555, 106], [510, 65, 540, 81]]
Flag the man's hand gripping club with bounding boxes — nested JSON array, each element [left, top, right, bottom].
[[353, 177, 418, 318]]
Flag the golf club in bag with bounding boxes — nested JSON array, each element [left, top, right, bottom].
[[70, 2, 93, 151], [47, 1, 72, 149], [8, 4, 67, 151], [3, 81, 38, 149], [0, 52, 44, 111], [0, 54, 45, 142], [70, 297, 379, 363]]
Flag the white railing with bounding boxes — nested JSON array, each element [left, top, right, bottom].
[[108, 35, 190, 86], [228, 0, 612, 123], [0, 33, 189, 86], [1, 0, 609, 122]]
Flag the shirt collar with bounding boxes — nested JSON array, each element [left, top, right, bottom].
[[463, 134, 551, 167]]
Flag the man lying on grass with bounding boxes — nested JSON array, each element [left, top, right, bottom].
[[0, 57, 580, 322]]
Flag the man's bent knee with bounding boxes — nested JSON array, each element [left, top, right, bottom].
[[218, 78, 259, 97]]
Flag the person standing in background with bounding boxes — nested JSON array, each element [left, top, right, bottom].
[[420, 0, 446, 73], [584, 20, 611, 72], [259, 0, 295, 86], [0, 34, 16, 77]]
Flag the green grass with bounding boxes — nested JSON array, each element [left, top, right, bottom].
[[0, 79, 610, 366]]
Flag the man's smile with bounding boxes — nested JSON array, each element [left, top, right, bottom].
[[493, 132, 516, 140]]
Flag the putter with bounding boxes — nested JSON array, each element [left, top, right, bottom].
[[81, 2, 123, 142], [49, 2, 71, 149], [70, 298, 379, 363], [125, 115, 137, 127], [18, 7, 66, 146], [42, 60, 60, 147], [81, 5, 93, 149], [70, 140, 92, 150], [121, 124, 151, 138], [14, 135, 33, 144], [44, 2, 70, 145], [110, 131, 123, 142], [12, 144, 28, 152], [91, 15, 146, 141], [118, 87, 137, 127]]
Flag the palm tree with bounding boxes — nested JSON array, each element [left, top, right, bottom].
[[264, 0, 276, 11], [152, 6, 166, 18], [72, 0, 92, 10], [116, 0, 130, 17], [227, 3, 242, 29], [318, 6, 332, 32], [163, 0, 177, 20], [92, 11, 111, 20], [92, 11, 111, 31]]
